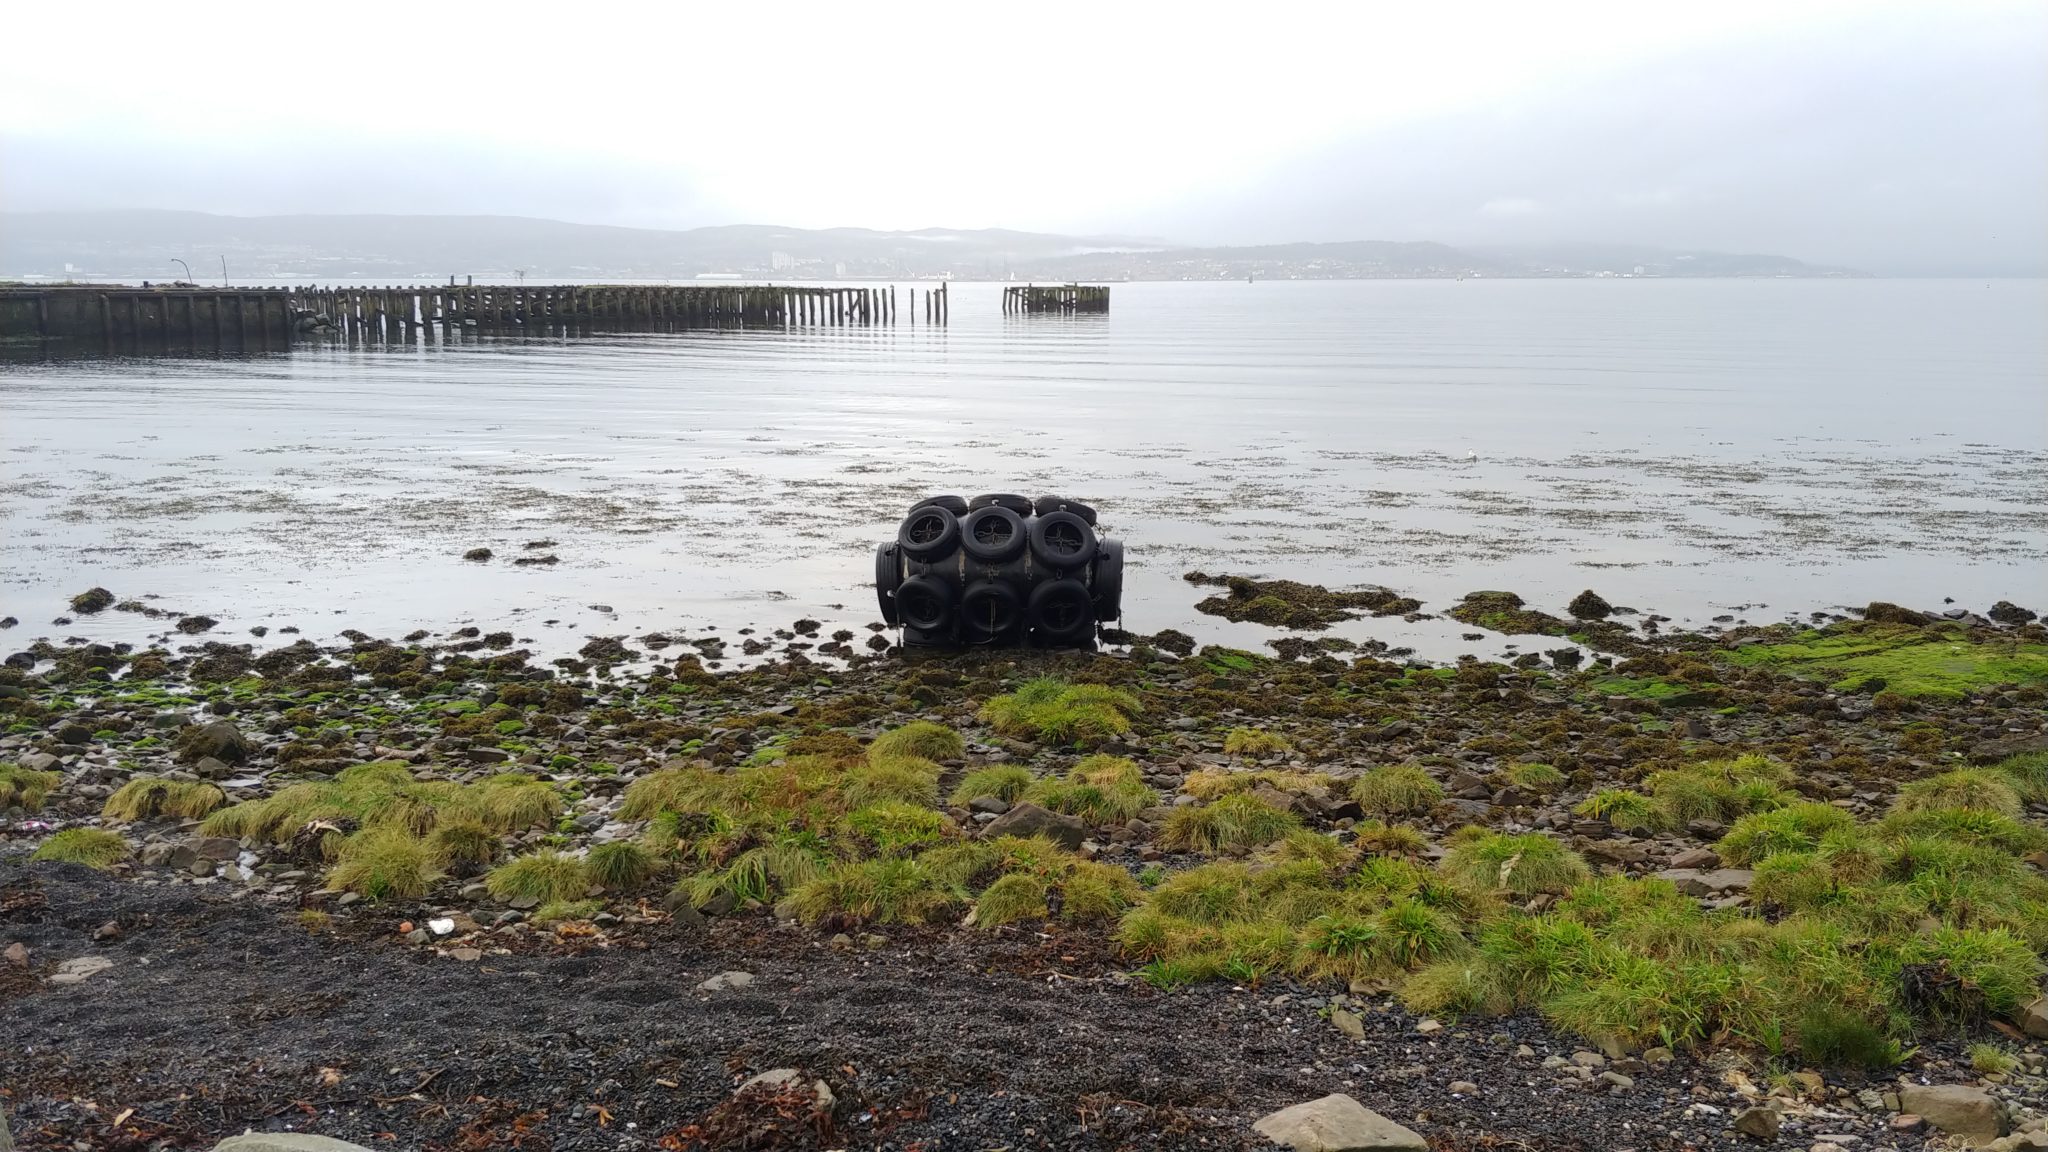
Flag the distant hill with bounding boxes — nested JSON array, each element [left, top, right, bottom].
[[0, 211, 1860, 281]]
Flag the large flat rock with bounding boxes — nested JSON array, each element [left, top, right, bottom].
[[1654, 867, 1755, 896], [1898, 1084, 2006, 1147], [211, 1135, 375, 1152], [1252, 1094, 1429, 1151]]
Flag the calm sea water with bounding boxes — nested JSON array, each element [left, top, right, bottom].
[[2, 278, 2043, 661]]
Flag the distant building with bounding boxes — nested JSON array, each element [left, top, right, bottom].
[[832, 262, 847, 278], [770, 251, 798, 271]]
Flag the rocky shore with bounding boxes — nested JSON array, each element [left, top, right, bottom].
[[3, 585, 2046, 1151]]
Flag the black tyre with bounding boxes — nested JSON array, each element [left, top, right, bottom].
[[898, 505, 961, 560], [896, 575, 954, 632], [909, 494, 968, 517], [959, 505, 1027, 563], [874, 543, 902, 625], [1029, 510, 1097, 570], [969, 493, 1034, 516], [1028, 578, 1095, 644], [1032, 495, 1098, 526], [960, 579, 1023, 638], [1091, 539, 1124, 620]]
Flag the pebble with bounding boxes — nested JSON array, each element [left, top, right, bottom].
[[49, 956, 115, 985], [697, 970, 754, 993]]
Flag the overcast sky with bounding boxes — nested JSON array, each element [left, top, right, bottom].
[[3, 0, 2042, 272]]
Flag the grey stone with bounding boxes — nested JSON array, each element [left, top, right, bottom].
[[1669, 847, 1722, 870], [967, 795, 1011, 814], [191, 755, 234, 779], [1252, 1094, 1428, 1151], [737, 1068, 833, 1112], [697, 970, 754, 993], [982, 801, 1087, 850], [2018, 996, 2048, 1040], [211, 1133, 377, 1152], [190, 836, 241, 860], [182, 720, 251, 765], [49, 956, 115, 985], [1329, 1007, 1365, 1039], [1732, 1105, 1780, 1140], [1898, 1084, 2006, 1146], [1655, 867, 1755, 896]]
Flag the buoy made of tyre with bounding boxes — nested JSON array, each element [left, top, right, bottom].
[[969, 493, 1034, 516], [1028, 578, 1094, 643], [909, 494, 968, 517], [959, 505, 1027, 563], [1028, 510, 1097, 570], [960, 580, 1023, 637], [874, 543, 902, 625], [898, 505, 961, 560], [1032, 495, 1098, 526], [1090, 539, 1124, 620], [895, 575, 955, 632]]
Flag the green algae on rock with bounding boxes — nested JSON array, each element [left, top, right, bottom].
[[1185, 572, 1418, 630], [1448, 590, 1647, 654], [1722, 619, 2048, 701]]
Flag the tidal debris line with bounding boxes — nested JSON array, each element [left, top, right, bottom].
[[0, 282, 940, 358], [1003, 283, 1109, 314]]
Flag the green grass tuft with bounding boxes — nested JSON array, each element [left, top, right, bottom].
[[1892, 768, 2023, 818], [1351, 764, 1442, 817], [841, 756, 941, 808], [326, 828, 442, 900], [202, 763, 555, 845], [1504, 762, 1565, 793], [974, 872, 1049, 927], [429, 819, 500, 866], [31, 827, 130, 869], [586, 840, 659, 891], [868, 721, 964, 763], [1993, 751, 2048, 803], [790, 857, 960, 926], [1576, 788, 1660, 832], [1719, 802, 1856, 865], [1969, 1042, 2019, 1076], [0, 763, 61, 811], [486, 850, 591, 904], [1024, 754, 1157, 825], [979, 677, 1141, 744], [847, 801, 950, 856], [674, 834, 829, 907], [533, 898, 604, 924], [1440, 830, 1589, 897], [102, 776, 225, 823], [1159, 793, 1300, 853], [948, 765, 1035, 807], [1223, 728, 1291, 757], [1792, 1004, 1905, 1069]]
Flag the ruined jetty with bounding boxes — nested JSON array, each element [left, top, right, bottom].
[[1003, 284, 1109, 314], [0, 282, 941, 358]]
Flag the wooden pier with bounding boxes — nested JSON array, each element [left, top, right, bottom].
[[1003, 284, 1109, 315], [0, 281, 945, 358], [0, 286, 297, 357]]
